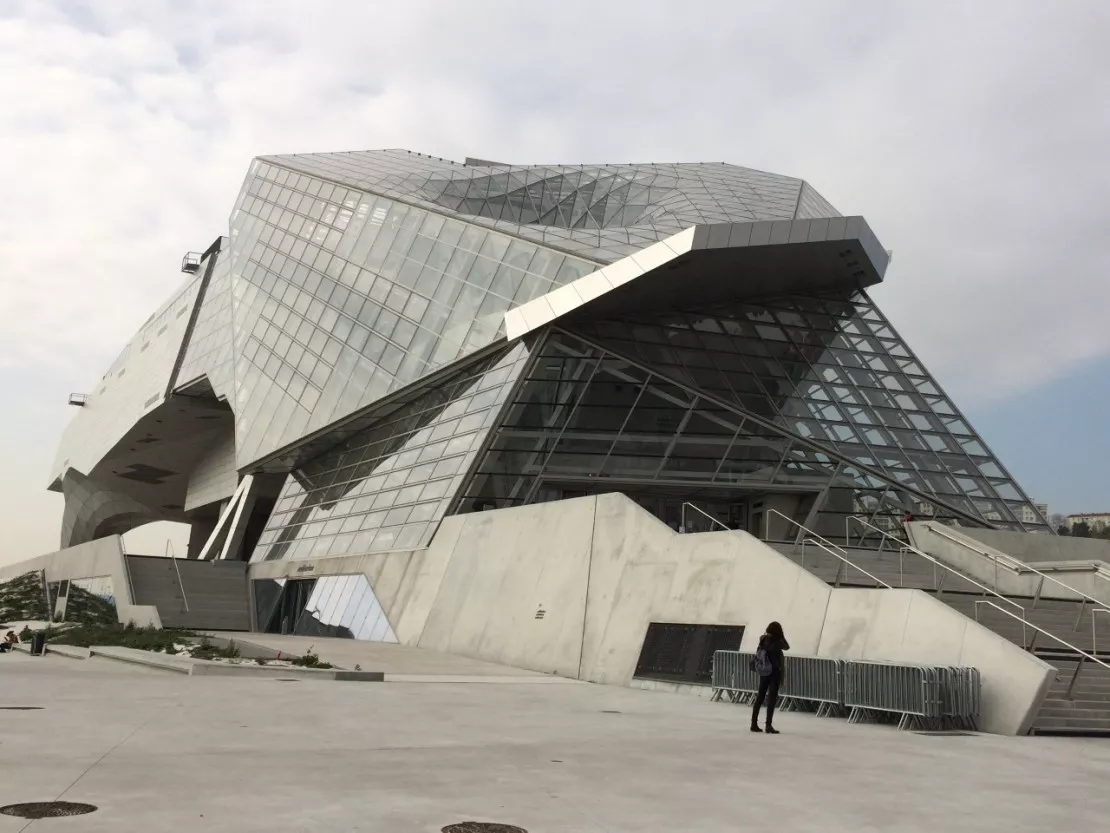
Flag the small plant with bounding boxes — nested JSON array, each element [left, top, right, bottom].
[[19, 626, 33, 642], [354, 664, 361, 671], [189, 637, 241, 661], [254, 658, 268, 666], [290, 646, 334, 670]]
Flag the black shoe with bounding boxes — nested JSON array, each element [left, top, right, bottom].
[[765, 726, 780, 735], [750, 724, 763, 733]]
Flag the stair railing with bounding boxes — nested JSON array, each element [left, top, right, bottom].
[[974, 600, 1110, 699], [167, 540, 190, 614], [680, 502, 730, 533], [119, 535, 137, 608], [920, 524, 1110, 624], [846, 516, 1025, 616], [800, 538, 890, 588]]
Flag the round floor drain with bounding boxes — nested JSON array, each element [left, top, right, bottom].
[[442, 824, 527, 833], [0, 802, 98, 819], [0, 707, 43, 711]]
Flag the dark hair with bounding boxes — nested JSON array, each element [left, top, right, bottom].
[[765, 621, 785, 640]]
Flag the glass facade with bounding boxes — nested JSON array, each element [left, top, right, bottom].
[[226, 160, 597, 467], [567, 292, 1042, 529], [250, 343, 529, 561], [456, 319, 1045, 535], [48, 576, 117, 625], [0, 571, 49, 622], [176, 242, 236, 402], [253, 575, 396, 641], [54, 148, 1050, 574]]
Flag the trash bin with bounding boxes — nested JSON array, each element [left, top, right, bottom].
[[29, 631, 46, 657]]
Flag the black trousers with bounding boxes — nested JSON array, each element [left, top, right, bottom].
[[752, 674, 780, 725]]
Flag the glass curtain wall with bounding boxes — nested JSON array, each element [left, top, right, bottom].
[[251, 342, 529, 561], [457, 327, 1036, 538], [226, 160, 597, 466], [569, 291, 1046, 531]]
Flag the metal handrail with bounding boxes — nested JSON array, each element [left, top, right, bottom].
[[119, 535, 137, 608], [924, 523, 1110, 613], [680, 502, 730, 533], [766, 508, 851, 557], [846, 516, 1025, 615], [801, 538, 890, 588], [763, 508, 892, 595], [167, 540, 190, 614], [974, 599, 1110, 698]]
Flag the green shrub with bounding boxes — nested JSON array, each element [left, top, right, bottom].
[[289, 646, 333, 669]]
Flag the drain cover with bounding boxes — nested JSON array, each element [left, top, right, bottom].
[[442, 824, 527, 833], [0, 707, 43, 711], [275, 679, 300, 682], [913, 731, 977, 737], [0, 802, 97, 819], [600, 710, 621, 714]]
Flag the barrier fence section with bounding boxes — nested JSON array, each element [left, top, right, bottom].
[[711, 651, 980, 731]]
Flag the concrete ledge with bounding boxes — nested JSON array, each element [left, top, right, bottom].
[[91, 646, 193, 674], [381, 674, 584, 684], [46, 644, 92, 660], [78, 645, 385, 681]]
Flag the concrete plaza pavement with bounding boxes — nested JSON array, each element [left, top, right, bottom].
[[0, 652, 1108, 832]]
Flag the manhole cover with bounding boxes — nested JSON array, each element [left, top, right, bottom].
[[442, 824, 527, 833], [0, 802, 98, 819], [0, 707, 43, 711]]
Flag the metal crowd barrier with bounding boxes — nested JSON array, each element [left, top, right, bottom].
[[711, 651, 846, 716], [711, 651, 980, 731]]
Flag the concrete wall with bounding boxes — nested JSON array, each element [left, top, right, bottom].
[[817, 589, 1053, 735], [0, 536, 161, 627], [249, 494, 1053, 734], [957, 527, 1110, 564], [911, 522, 1110, 606]]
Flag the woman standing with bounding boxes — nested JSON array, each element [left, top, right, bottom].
[[751, 621, 790, 734]]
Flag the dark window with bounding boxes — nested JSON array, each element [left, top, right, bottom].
[[634, 622, 745, 684]]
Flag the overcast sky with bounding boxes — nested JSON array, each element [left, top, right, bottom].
[[1, 0, 1107, 563]]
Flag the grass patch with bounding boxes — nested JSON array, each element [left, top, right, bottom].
[[46, 622, 197, 653]]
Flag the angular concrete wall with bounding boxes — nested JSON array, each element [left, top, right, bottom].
[[958, 527, 1110, 564], [818, 589, 1053, 735], [244, 494, 1054, 734]]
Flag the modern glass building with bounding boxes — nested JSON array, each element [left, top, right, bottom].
[[51, 149, 1050, 582]]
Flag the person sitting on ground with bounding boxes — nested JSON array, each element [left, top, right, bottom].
[[0, 631, 18, 653], [751, 621, 790, 735]]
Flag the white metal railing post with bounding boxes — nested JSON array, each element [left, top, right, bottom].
[[167, 540, 189, 614]]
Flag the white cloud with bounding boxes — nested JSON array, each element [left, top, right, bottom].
[[1, 0, 1108, 558]]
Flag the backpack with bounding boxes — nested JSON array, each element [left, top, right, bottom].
[[750, 644, 773, 677]]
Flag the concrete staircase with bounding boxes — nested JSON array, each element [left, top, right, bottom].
[[768, 540, 1110, 736], [125, 555, 250, 631]]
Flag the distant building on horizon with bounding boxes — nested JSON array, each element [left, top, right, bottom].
[[1066, 512, 1110, 531]]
